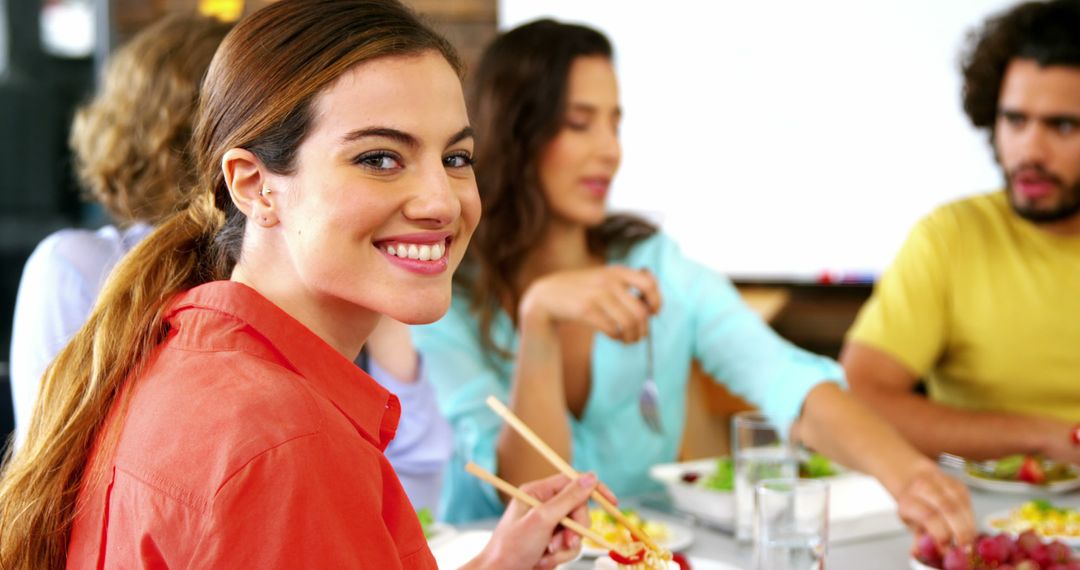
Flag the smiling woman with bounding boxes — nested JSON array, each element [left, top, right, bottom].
[[0, 1, 601, 569]]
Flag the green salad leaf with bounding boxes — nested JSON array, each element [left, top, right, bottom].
[[698, 452, 837, 492], [703, 457, 735, 491], [800, 452, 838, 478], [417, 507, 435, 538]]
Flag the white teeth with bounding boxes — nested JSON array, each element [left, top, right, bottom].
[[383, 241, 447, 261]]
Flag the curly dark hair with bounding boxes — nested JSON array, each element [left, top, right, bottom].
[[961, 0, 1080, 138], [462, 19, 657, 357]]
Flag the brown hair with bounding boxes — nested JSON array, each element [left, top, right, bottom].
[[69, 14, 232, 226], [961, 0, 1080, 141], [462, 19, 656, 356], [0, 1, 460, 567]]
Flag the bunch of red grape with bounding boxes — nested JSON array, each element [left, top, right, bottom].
[[913, 531, 1080, 569]]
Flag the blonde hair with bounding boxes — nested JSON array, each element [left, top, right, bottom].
[[69, 14, 231, 226], [0, 1, 460, 568]]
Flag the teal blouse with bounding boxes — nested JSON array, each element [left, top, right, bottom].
[[412, 233, 844, 522]]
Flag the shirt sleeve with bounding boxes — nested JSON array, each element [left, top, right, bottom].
[[366, 357, 453, 513], [846, 209, 953, 376], [9, 234, 97, 448], [411, 302, 508, 523], [651, 236, 844, 437]]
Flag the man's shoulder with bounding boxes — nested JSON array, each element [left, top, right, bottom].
[[927, 191, 1009, 227], [906, 191, 1010, 245]]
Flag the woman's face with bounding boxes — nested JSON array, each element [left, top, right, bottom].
[[537, 55, 622, 228], [267, 51, 479, 328]]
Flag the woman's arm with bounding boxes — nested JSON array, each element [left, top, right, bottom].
[[500, 266, 660, 489], [654, 235, 975, 546], [795, 382, 976, 546]]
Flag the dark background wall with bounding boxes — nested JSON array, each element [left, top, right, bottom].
[[0, 0, 95, 441]]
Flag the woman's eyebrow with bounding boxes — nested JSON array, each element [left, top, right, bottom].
[[447, 126, 474, 147], [341, 127, 419, 149], [339, 126, 474, 148]]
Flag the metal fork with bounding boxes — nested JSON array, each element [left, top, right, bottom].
[[638, 324, 663, 434], [938, 452, 995, 477]]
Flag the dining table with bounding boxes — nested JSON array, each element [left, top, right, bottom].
[[477, 482, 1080, 570]]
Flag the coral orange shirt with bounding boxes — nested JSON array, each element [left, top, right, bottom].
[[67, 281, 437, 569]]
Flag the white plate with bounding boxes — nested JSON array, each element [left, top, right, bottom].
[[962, 471, 1080, 495], [685, 558, 745, 570], [909, 556, 937, 570], [594, 555, 743, 570], [983, 508, 1080, 547], [582, 519, 695, 558], [648, 458, 902, 543], [430, 530, 582, 569], [648, 458, 735, 526]]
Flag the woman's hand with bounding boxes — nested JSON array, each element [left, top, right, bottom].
[[891, 459, 976, 549], [796, 383, 976, 549], [465, 472, 609, 570], [518, 266, 661, 344]]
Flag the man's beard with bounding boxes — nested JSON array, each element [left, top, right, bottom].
[[1005, 164, 1080, 223]]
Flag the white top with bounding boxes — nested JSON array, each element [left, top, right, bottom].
[[9, 223, 153, 448], [367, 357, 454, 514]]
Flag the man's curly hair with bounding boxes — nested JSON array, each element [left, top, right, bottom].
[[69, 14, 231, 226], [960, 0, 1080, 138]]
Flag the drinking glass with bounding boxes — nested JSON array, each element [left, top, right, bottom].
[[732, 411, 797, 542], [753, 478, 829, 570]]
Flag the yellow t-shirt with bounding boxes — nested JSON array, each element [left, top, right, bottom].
[[848, 191, 1080, 421]]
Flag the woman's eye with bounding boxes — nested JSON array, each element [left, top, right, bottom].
[[444, 152, 474, 168], [354, 152, 403, 171]]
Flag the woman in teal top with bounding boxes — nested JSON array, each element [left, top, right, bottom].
[[413, 19, 975, 546]]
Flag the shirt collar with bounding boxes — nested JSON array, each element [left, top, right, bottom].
[[165, 281, 400, 451]]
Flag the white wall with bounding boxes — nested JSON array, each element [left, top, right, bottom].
[[499, 0, 1017, 282]]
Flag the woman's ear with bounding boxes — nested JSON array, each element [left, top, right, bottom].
[[222, 148, 279, 227]]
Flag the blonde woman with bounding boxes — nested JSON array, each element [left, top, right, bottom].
[[8, 14, 230, 448]]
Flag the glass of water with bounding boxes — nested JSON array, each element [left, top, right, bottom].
[[753, 478, 829, 570], [732, 411, 797, 542]]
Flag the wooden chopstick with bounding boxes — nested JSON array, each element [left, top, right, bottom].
[[484, 396, 663, 554], [465, 462, 617, 551]]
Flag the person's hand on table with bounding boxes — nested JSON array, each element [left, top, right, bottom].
[[1031, 418, 1080, 467], [466, 472, 616, 570], [892, 458, 975, 550]]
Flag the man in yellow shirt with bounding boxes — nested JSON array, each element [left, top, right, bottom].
[[843, 0, 1080, 466]]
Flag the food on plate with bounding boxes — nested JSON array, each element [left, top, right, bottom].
[[586, 508, 670, 550], [684, 452, 838, 493], [913, 530, 1080, 569], [416, 507, 434, 538], [700, 457, 734, 491], [987, 500, 1080, 540], [800, 451, 839, 478], [965, 455, 1077, 486], [594, 556, 680, 570], [593, 546, 688, 570]]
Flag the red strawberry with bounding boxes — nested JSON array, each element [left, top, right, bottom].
[[1018, 456, 1047, 485]]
